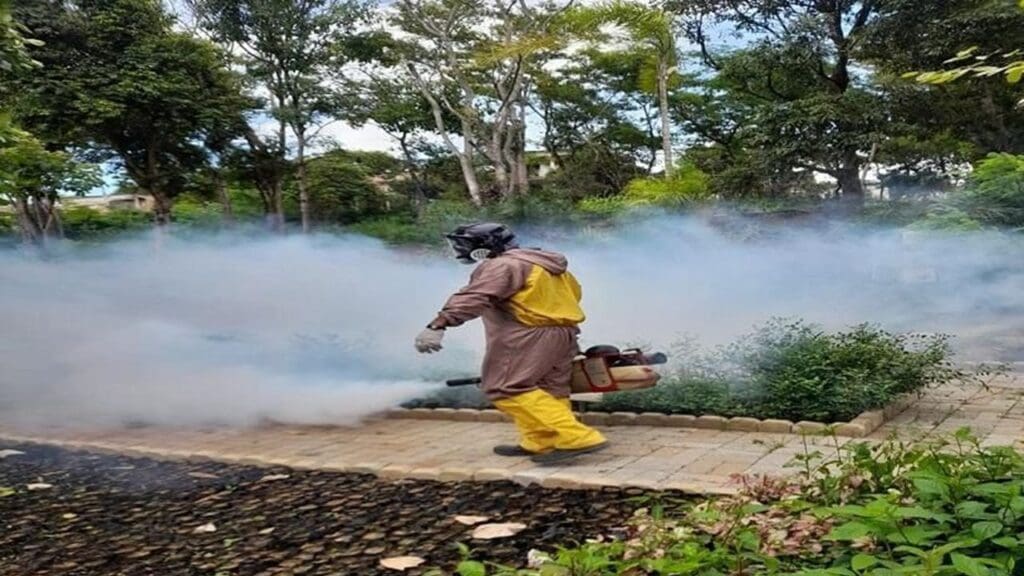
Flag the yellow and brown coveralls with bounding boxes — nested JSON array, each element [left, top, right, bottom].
[[431, 248, 606, 454]]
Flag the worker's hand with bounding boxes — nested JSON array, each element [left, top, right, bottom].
[[415, 328, 445, 354]]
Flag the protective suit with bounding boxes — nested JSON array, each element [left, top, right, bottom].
[[424, 245, 607, 459]]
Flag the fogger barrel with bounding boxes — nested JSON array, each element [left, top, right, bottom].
[[445, 346, 668, 394]]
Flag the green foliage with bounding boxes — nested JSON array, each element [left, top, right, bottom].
[[577, 163, 710, 216], [298, 151, 391, 226], [170, 195, 225, 228], [428, 431, 1024, 575], [61, 206, 151, 240], [914, 154, 1024, 230], [0, 0, 41, 82], [597, 319, 966, 423]]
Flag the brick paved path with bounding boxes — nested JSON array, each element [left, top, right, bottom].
[[2, 376, 1021, 495]]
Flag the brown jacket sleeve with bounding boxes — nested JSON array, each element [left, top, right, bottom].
[[431, 258, 530, 328]]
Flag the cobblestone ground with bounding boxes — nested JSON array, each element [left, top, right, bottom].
[[2, 376, 1021, 495]]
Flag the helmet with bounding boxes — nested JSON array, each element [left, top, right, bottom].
[[445, 222, 518, 264]]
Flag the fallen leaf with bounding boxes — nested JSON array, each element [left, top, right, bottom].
[[62, 513, 77, 520], [259, 474, 290, 482], [527, 549, 552, 568], [0, 449, 25, 459], [188, 472, 219, 479], [379, 556, 426, 571], [193, 522, 217, 534], [258, 527, 275, 535], [0, 487, 14, 497], [471, 522, 527, 539], [454, 515, 490, 525], [26, 483, 53, 491]]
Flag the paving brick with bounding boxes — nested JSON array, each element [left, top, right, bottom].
[[473, 468, 512, 482], [448, 409, 481, 422], [726, 417, 761, 432], [835, 422, 867, 438], [606, 412, 639, 426], [437, 468, 475, 482], [476, 410, 507, 423], [636, 413, 670, 426], [692, 415, 727, 430], [377, 464, 414, 479], [579, 413, 610, 426], [793, 421, 828, 435], [756, 419, 792, 433], [665, 414, 697, 428]]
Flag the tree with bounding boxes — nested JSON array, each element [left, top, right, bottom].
[[679, 0, 888, 204], [190, 0, 371, 233], [395, 0, 568, 205], [0, 127, 99, 245], [564, 1, 678, 178], [0, 0, 40, 83], [349, 75, 456, 209], [13, 0, 248, 227]]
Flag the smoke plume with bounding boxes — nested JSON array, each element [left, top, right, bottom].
[[1, 214, 1021, 429]]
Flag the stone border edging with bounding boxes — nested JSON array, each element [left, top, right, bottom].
[[386, 393, 918, 438]]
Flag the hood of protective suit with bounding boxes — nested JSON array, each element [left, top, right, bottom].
[[502, 248, 569, 275]]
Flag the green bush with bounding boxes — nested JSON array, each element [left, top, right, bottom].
[[596, 319, 965, 422], [61, 206, 152, 240], [577, 163, 711, 216], [171, 195, 225, 228], [914, 154, 1024, 230]]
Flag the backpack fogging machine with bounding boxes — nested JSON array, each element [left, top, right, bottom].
[[446, 345, 669, 394]]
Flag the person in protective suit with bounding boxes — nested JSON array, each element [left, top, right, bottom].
[[415, 222, 608, 465]]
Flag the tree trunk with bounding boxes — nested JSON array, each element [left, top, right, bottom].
[[657, 59, 674, 180], [272, 180, 285, 231], [150, 189, 173, 227], [296, 132, 311, 234], [836, 151, 865, 208], [11, 197, 41, 246], [514, 101, 529, 195], [460, 138, 483, 207], [214, 169, 234, 225]]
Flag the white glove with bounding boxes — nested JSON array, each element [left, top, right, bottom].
[[415, 328, 445, 354]]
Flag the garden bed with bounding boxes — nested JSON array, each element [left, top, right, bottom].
[[399, 320, 979, 437]]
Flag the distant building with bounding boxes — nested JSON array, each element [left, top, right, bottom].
[[59, 193, 154, 213]]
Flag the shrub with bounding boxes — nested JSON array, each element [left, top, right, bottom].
[[432, 430, 1024, 575], [596, 319, 966, 422], [914, 154, 1024, 231], [576, 163, 711, 217], [61, 206, 151, 240]]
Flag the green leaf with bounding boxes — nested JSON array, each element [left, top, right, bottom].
[[971, 521, 1003, 540], [852, 553, 878, 570], [951, 553, 988, 576], [1008, 65, 1024, 85], [992, 536, 1020, 549], [456, 560, 487, 576], [911, 477, 950, 501], [828, 522, 874, 541], [887, 525, 944, 545], [0, 486, 14, 497], [955, 501, 991, 520]]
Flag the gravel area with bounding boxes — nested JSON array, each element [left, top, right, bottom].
[[0, 442, 661, 576]]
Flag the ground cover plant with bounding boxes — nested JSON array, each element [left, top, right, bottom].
[[409, 319, 976, 424], [434, 429, 1024, 575], [595, 319, 972, 423]]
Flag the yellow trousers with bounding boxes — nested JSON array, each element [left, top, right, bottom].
[[493, 389, 606, 453]]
